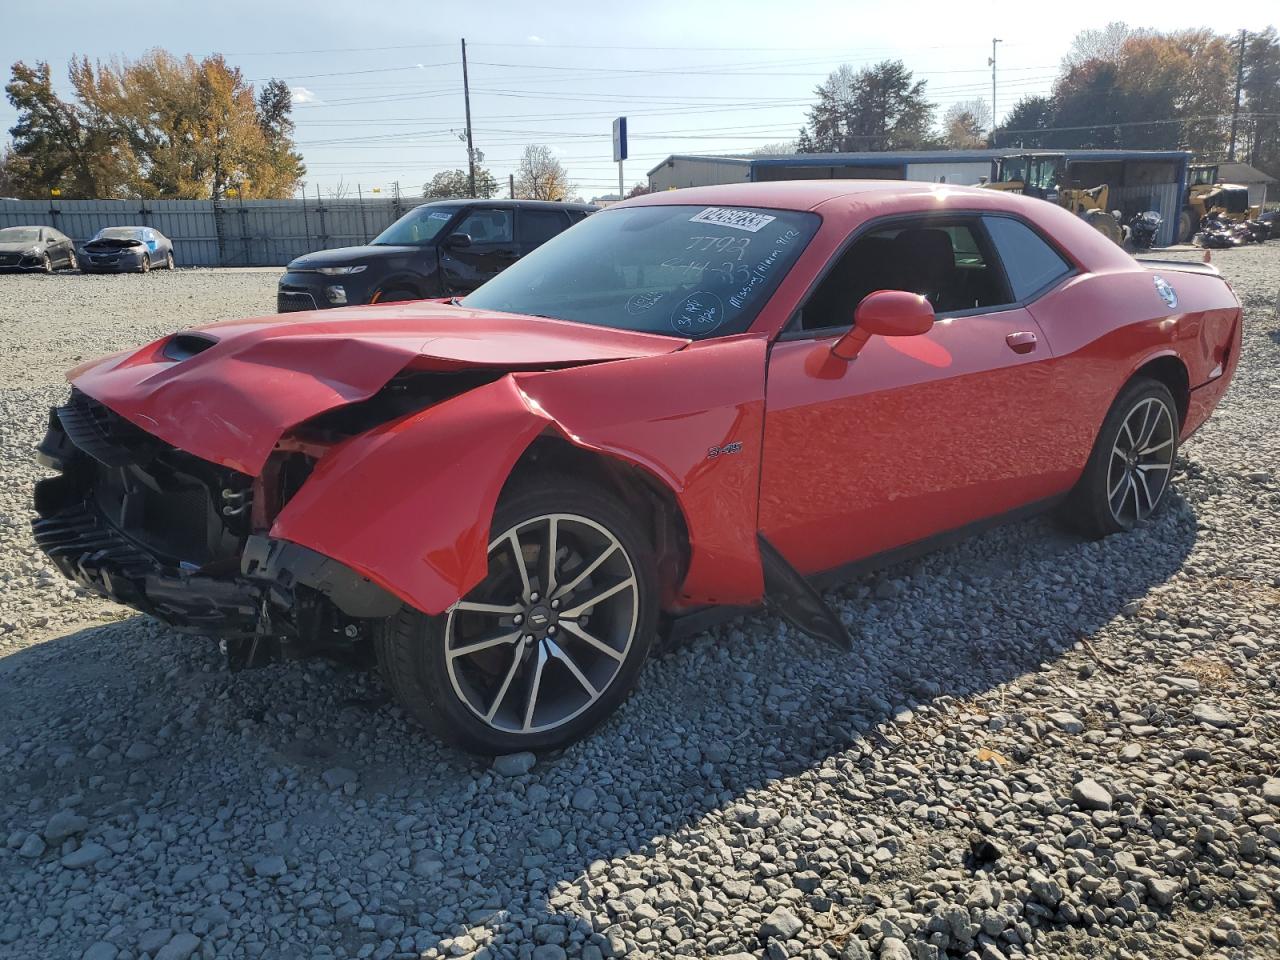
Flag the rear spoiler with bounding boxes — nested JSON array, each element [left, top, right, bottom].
[[1135, 257, 1220, 276]]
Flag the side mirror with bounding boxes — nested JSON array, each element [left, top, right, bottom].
[[443, 232, 473, 249], [831, 290, 935, 361]]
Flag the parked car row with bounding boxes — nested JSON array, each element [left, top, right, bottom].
[[0, 225, 176, 273]]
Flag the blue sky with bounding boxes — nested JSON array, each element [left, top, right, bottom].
[[3, 0, 1274, 200]]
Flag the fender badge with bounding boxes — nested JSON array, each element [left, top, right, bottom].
[[1153, 275, 1178, 310], [707, 441, 743, 460]]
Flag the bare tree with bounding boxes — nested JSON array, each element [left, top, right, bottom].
[[1062, 22, 1153, 70], [513, 144, 569, 200], [942, 99, 993, 148], [751, 141, 796, 155], [327, 176, 351, 200]]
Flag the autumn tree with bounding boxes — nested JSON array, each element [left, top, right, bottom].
[[625, 182, 651, 198], [942, 99, 992, 148], [3, 61, 126, 197], [4, 50, 304, 199], [514, 144, 569, 200], [799, 61, 934, 152]]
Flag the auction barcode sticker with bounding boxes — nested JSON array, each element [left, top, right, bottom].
[[689, 207, 777, 233]]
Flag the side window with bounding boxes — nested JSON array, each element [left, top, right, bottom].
[[983, 216, 1072, 301], [454, 209, 513, 244], [800, 218, 1008, 331], [518, 210, 570, 248]]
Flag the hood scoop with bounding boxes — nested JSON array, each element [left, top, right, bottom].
[[162, 333, 220, 362]]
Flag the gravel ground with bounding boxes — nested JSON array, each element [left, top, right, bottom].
[[0, 253, 1278, 960]]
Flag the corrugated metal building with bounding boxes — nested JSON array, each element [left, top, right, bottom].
[[648, 149, 1192, 246]]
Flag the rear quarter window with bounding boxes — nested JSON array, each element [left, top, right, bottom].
[[983, 216, 1073, 301]]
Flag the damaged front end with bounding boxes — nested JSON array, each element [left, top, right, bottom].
[[32, 388, 400, 663]]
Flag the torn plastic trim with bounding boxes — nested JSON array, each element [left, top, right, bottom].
[[757, 533, 852, 651]]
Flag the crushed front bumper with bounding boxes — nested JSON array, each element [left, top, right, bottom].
[[32, 391, 399, 637]]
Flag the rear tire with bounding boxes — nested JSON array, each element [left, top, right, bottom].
[[139, 253, 150, 273], [1177, 209, 1196, 245], [377, 476, 660, 754], [1062, 378, 1179, 539], [165, 250, 175, 270], [1083, 209, 1123, 245]]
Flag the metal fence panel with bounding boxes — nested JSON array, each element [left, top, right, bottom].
[[0, 197, 419, 266]]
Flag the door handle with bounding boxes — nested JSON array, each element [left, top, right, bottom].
[[1006, 331, 1038, 354]]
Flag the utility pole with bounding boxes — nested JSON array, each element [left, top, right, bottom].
[[988, 38, 1002, 145], [461, 38, 477, 197], [509, 173, 516, 199], [1228, 29, 1247, 162]]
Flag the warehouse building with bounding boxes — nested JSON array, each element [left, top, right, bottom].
[[648, 148, 1193, 246]]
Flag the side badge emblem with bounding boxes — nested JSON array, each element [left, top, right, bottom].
[[1153, 275, 1178, 310]]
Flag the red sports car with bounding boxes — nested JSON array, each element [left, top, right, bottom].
[[33, 182, 1240, 753]]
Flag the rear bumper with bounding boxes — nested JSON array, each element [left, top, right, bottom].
[[32, 394, 399, 637]]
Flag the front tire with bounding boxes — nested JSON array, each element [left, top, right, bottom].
[[1083, 208, 1123, 245], [377, 477, 660, 754], [1064, 378, 1179, 539], [65, 250, 77, 272], [41, 253, 53, 273]]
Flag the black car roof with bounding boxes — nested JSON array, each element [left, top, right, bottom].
[[411, 199, 596, 212]]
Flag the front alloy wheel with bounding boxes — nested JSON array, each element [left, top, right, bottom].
[[378, 478, 658, 754]]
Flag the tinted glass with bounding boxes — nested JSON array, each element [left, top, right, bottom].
[[94, 227, 147, 241], [983, 216, 1071, 300], [464, 204, 819, 339], [373, 206, 458, 246], [518, 209, 569, 247], [0, 228, 40, 242], [454, 209, 513, 244]]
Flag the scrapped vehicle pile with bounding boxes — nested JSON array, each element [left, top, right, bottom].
[[0, 250, 1278, 960], [1195, 212, 1275, 249]]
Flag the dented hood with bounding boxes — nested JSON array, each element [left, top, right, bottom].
[[69, 301, 687, 475]]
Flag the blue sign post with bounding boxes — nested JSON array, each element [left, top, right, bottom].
[[612, 117, 628, 200]]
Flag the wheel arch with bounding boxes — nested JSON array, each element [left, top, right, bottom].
[[505, 434, 691, 608], [1127, 352, 1190, 428]]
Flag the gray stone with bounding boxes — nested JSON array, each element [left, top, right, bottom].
[[1048, 711, 1084, 734], [759, 905, 803, 940], [81, 943, 118, 960], [1191, 703, 1236, 728], [1146, 877, 1179, 907], [1071, 778, 1113, 812], [154, 933, 201, 960], [44, 810, 89, 842], [879, 938, 912, 960], [571, 787, 598, 812], [17, 833, 45, 859], [125, 741, 158, 761], [321, 767, 357, 790], [61, 842, 109, 869], [531, 947, 567, 960], [493, 752, 537, 777], [1262, 778, 1280, 806], [253, 855, 288, 878]]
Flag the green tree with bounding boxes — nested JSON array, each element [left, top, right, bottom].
[[4, 61, 124, 197], [800, 61, 934, 152], [1243, 27, 1280, 178], [993, 95, 1054, 148], [423, 154, 498, 199]]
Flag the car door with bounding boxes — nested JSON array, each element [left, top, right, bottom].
[[437, 207, 518, 295], [757, 214, 1067, 577], [51, 229, 72, 265]]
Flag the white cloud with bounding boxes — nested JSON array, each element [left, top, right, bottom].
[[290, 86, 321, 104], [526, 35, 545, 43]]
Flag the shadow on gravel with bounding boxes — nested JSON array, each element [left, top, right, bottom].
[[0, 490, 1198, 958]]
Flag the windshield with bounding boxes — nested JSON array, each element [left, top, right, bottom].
[[0, 227, 40, 243], [373, 205, 459, 246], [462, 204, 819, 339], [94, 227, 146, 241]]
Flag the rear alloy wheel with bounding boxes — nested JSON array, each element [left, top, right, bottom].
[[1064, 378, 1179, 538], [139, 253, 150, 274], [165, 250, 175, 270], [377, 479, 659, 754]]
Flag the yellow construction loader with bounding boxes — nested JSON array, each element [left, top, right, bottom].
[[1179, 164, 1260, 243], [983, 153, 1124, 244]]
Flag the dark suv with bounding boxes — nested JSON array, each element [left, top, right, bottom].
[[277, 199, 595, 312]]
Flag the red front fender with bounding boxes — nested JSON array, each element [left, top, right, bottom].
[[271, 337, 771, 617]]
